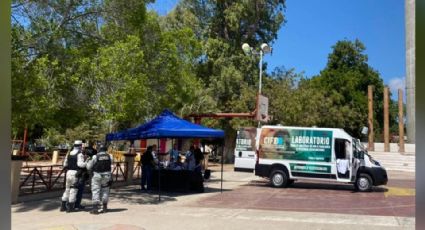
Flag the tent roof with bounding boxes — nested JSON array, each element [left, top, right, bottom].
[[106, 109, 225, 141]]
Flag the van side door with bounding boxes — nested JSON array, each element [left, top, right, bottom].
[[334, 138, 352, 182]]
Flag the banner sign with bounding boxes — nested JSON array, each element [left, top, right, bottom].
[[256, 95, 269, 122], [235, 128, 257, 151], [290, 163, 331, 173], [259, 128, 333, 162]]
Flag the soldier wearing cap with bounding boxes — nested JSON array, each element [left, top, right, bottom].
[[60, 140, 89, 212], [87, 144, 114, 214]]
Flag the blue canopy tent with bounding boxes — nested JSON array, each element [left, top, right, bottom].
[[106, 109, 225, 140], [105, 109, 226, 200]]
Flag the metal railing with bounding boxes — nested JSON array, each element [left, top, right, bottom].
[[19, 165, 66, 195], [24, 152, 53, 161], [19, 161, 132, 195], [133, 161, 141, 179], [111, 161, 128, 182]]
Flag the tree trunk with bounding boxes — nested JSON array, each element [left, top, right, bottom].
[[223, 128, 236, 163]]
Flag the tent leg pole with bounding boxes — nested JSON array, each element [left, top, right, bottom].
[[221, 144, 224, 193], [157, 139, 161, 203]]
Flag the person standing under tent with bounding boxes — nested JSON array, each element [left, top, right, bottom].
[[194, 145, 204, 173], [185, 145, 196, 171], [168, 143, 180, 163], [152, 144, 159, 164], [141, 146, 156, 191]]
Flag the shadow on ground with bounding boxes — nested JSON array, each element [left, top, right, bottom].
[[110, 185, 232, 205], [13, 181, 233, 213], [243, 179, 388, 193]]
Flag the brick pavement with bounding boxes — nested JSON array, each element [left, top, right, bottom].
[[12, 164, 415, 230]]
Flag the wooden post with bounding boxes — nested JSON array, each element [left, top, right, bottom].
[[398, 89, 405, 153], [384, 87, 390, 152], [22, 127, 27, 156], [52, 150, 59, 164], [123, 153, 136, 185], [368, 86, 375, 151], [11, 156, 25, 204]]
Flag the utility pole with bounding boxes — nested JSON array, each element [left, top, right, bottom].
[[384, 87, 390, 152], [405, 0, 415, 143], [398, 89, 405, 153], [368, 86, 374, 151]]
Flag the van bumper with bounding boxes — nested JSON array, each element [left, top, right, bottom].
[[371, 167, 388, 186]]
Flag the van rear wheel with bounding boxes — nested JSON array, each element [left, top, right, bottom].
[[355, 173, 373, 192], [270, 170, 289, 188]]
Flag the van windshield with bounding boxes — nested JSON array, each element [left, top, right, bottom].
[[352, 138, 366, 159]]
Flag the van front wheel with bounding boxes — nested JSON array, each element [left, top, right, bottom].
[[270, 170, 289, 188], [355, 173, 373, 192]]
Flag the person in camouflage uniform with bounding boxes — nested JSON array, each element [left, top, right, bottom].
[[60, 140, 89, 212], [86, 144, 114, 214]]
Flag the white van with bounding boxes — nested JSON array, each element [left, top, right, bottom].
[[234, 127, 260, 172], [255, 126, 388, 192]]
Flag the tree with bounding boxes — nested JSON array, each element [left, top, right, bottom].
[[165, 0, 287, 162], [262, 67, 331, 127], [11, 0, 213, 141], [11, 0, 106, 138], [310, 39, 385, 138]]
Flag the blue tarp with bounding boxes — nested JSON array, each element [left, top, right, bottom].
[[106, 109, 225, 141]]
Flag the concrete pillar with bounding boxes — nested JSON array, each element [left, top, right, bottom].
[[368, 85, 375, 151], [11, 156, 24, 204], [406, 0, 415, 143], [398, 89, 405, 153], [51, 150, 59, 164], [123, 153, 136, 184], [384, 87, 390, 152]]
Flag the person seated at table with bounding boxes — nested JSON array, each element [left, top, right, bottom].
[[185, 145, 196, 171], [168, 144, 180, 163], [170, 156, 185, 170]]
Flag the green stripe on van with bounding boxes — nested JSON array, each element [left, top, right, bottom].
[[290, 163, 331, 173]]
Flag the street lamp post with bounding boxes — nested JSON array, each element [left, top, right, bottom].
[[242, 43, 272, 126]]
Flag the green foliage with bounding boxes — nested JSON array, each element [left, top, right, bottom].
[[65, 123, 93, 143], [38, 128, 66, 149], [309, 39, 385, 137], [12, 1, 396, 152], [166, 0, 286, 127]]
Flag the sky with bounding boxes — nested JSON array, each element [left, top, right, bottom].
[[149, 0, 406, 99]]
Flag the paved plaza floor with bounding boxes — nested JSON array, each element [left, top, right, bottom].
[[12, 164, 415, 230]]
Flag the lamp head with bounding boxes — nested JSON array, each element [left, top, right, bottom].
[[261, 43, 271, 54], [242, 43, 252, 55]]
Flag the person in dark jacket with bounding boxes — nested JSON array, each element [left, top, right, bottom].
[[74, 141, 98, 210], [194, 145, 204, 173], [141, 146, 155, 191]]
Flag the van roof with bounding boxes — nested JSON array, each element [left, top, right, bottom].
[[260, 126, 353, 141]]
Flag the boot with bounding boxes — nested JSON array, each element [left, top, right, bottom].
[[75, 203, 85, 210], [90, 204, 100, 215], [59, 201, 67, 212], [102, 203, 108, 213], [66, 202, 75, 213]]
